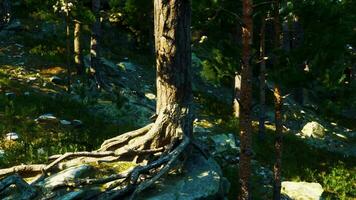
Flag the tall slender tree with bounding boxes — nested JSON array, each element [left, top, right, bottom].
[[258, 16, 267, 140], [73, 19, 84, 75], [273, 0, 283, 199], [65, 0, 71, 93], [90, 0, 102, 88], [239, 0, 253, 199]]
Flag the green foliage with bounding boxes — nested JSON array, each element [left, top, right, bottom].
[[108, 0, 153, 49], [0, 88, 123, 168], [200, 49, 237, 85], [192, 0, 241, 86], [322, 163, 356, 199], [252, 130, 356, 199]]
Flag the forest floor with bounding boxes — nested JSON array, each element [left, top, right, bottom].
[[0, 17, 355, 199]]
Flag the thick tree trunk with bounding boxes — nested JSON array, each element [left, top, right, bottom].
[[65, 2, 71, 93], [74, 20, 84, 75], [239, 0, 253, 199], [154, 0, 192, 114], [90, 0, 103, 87], [258, 16, 266, 140], [273, 1, 283, 199], [154, 0, 193, 145]]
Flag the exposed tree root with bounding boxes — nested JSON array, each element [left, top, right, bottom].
[[129, 137, 190, 200], [0, 104, 193, 199], [0, 164, 46, 178]]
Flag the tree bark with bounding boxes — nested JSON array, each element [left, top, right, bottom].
[[154, 0, 192, 114], [154, 0, 193, 146], [239, 0, 253, 199], [233, 74, 241, 118], [273, 0, 283, 199], [74, 19, 84, 75], [258, 16, 267, 140], [273, 84, 283, 200]]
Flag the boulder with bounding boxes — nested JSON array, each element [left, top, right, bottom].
[[5, 132, 19, 141], [72, 119, 83, 128], [50, 76, 65, 85], [118, 61, 136, 71], [281, 181, 324, 200], [136, 154, 229, 200], [35, 114, 58, 124], [301, 121, 325, 138], [145, 92, 156, 100], [60, 120, 71, 126], [5, 92, 16, 99], [210, 133, 239, 153]]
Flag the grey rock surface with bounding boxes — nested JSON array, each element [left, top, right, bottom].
[[137, 154, 229, 200]]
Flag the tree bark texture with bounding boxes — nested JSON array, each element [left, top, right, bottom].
[[74, 20, 84, 75], [154, 0, 192, 115], [273, 1, 283, 199], [239, 0, 253, 199], [233, 74, 242, 118]]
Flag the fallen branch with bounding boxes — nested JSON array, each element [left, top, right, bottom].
[[0, 164, 46, 177]]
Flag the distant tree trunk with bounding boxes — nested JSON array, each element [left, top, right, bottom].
[[74, 20, 84, 75], [239, 0, 253, 199], [65, 1, 71, 93], [0, 0, 11, 28], [291, 16, 305, 105], [90, 0, 103, 88], [233, 74, 241, 118], [273, 0, 283, 199], [258, 16, 266, 140]]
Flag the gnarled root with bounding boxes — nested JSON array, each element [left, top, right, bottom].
[[0, 104, 193, 199]]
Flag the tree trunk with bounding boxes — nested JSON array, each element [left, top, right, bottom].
[[154, 0, 192, 114], [90, 0, 103, 87], [65, 1, 71, 93], [239, 0, 253, 199], [154, 0, 193, 145], [273, 0, 283, 199], [233, 74, 241, 118], [0, 0, 10, 28], [273, 85, 282, 200], [74, 20, 84, 75], [258, 16, 266, 140]]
